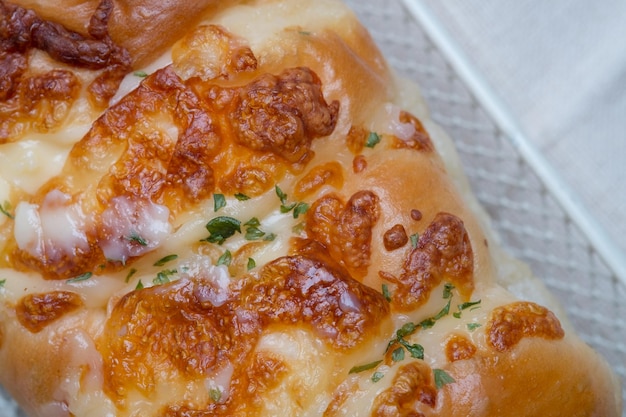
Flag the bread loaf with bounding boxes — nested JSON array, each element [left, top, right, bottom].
[[0, 0, 622, 415]]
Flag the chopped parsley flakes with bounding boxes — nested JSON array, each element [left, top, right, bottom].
[[275, 185, 309, 218], [0, 201, 14, 219], [348, 360, 382, 374], [154, 254, 178, 267], [453, 300, 482, 318], [365, 131, 381, 148], [244, 217, 276, 241], [203, 216, 242, 244], [209, 388, 222, 402], [66, 272, 93, 284], [433, 369, 455, 389], [235, 193, 250, 201], [371, 371, 385, 383], [213, 193, 226, 212], [125, 268, 138, 283], [467, 322, 482, 331], [247, 258, 256, 271], [217, 250, 232, 267], [382, 284, 392, 302], [153, 269, 177, 285], [126, 232, 148, 246]]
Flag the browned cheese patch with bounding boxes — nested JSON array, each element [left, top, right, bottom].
[[10, 26, 339, 279], [0, 0, 131, 142], [231, 67, 339, 164], [383, 224, 409, 251], [15, 291, 84, 333], [390, 111, 433, 152], [294, 161, 344, 200], [486, 301, 565, 352], [172, 24, 257, 81], [102, 250, 389, 412], [382, 212, 474, 311], [445, 333, 477, 362], [306, 191, 380, 279], [372, 361, 437, 417]]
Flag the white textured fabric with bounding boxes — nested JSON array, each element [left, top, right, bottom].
[[421, 0, 626, 264]]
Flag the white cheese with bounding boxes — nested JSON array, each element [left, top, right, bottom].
[[99, 196, 172, 264], [14, 190, 89, 261]]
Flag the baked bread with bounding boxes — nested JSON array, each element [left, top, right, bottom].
[[0, 0, 622, 416]]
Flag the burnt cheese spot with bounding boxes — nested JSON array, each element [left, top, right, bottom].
[[0, 67, 81, 143], [171, 24, 257, 81], [16, 291, 84, 333], [103, 251, 389, 409], [410, 209, 423, 221], [391, 111, 433, 152], [232, 67, 339, 164], [372, 362, 437, 417], [445, 333, 477, 362], [386, 212, 474, 311], [352, 155, 367, 173], [306, 190, 380, 279], [0, 0, 131, 112], [383, 224, 409, 251], [486, 301, 565, 352], [345, 125, 369, 154], [244, 254, 390, 349]]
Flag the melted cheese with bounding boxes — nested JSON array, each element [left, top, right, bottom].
[[99, 196, 172, 263]]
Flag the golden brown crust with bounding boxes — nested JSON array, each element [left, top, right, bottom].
[[4, 0, 234, 67]]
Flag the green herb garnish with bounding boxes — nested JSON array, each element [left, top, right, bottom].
[[126, 232, 148, 246], [275, 185, 308, 216], [382, 284, 392, 302], [293, 202, 309, 219], [443, 282, 455, 299], [348, 360, 382, 374], [0, 279, 6, 288], [209, 388, 222, 402], [235, 193, 250, 201], [133, 70, 148, 78], [203, 216, 241, 244], [153, 269, 176, 285], [244, 218, 275, 241], [365, 131, 381, 148], [371, 371, 385, 383], [466, 322, 482, 331], [125, 268, 138, 283], [217, 250, 232, 267], [0, 201, 14, 220], [391, 346, 405, 362], [398, 339, 424, 359], [410, 232, 419, 248], [66, 272, 93, 284], [453, 300, 482, 318], [247, 258, 256, 271], [135, 279, 144, 290], [213, 194, 226, 212], [433, 369, 455, 389], [154, 254, 178, 267], [275, 185, 288, 204]]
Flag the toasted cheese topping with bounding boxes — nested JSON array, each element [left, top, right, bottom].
[[15, 290, 84, 333]]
